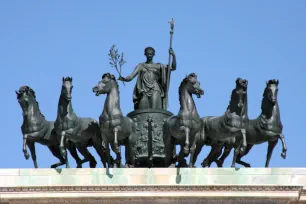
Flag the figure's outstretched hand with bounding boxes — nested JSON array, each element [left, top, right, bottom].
[[118, 76, 126, 82], [169, 48, 175, 56]]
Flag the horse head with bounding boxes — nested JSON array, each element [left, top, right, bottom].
[[61, 77, 73, 101], [228, 78, 248, 114], [92, 73, 118, 96], [265, 79, 279, 105], [179, 73, 204, 98], [16, 86, 38, 114]]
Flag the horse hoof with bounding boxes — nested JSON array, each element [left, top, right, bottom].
[[281, 152, 286, 159], [90, 161, 97, 168], [201, 159, 209, 168], [216, 160, 223, 168], [51, 164, 57, 168], [245, 164, 251, 168], [24, 153, 30, 160]]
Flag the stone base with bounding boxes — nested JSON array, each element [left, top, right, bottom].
[[0, 168, 306, 203]]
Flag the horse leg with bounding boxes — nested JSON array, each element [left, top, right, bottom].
[[92, 138, 109, 168], [110, 142, 122, 168], [177, 146, 188, 167], [104, 141, 113, 169], [22, 134, 30, 160], [125, 136, 136, 167], [217, 143, 233, 168], [59, 131, 69, 168], [48, 145, 65, 168], [279, 134, 287, 159], [265, 139, 278, 167], [181, 126, 190, 156], [231, 146, 241, 168], [76, 145, 97, 168], [27, 142, 38, 168], [188, 137, 198, 168], [240, 129, 247, 154], [202, 143, 222, 168], [66, 141, 81, 168], [113, 128, 120, 153], [236, 144, 254, 168], [164, 134, 175, 167], [191, 140, 204, 167]]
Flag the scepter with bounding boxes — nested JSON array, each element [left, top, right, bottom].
[[165, 18, 175, 109]]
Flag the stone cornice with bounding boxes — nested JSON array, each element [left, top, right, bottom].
[[0, 185, 303, 193], [1, 168, 306, 203]]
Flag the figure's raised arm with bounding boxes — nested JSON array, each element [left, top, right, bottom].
[[118, 64, 141, 82], [169, 48, 176, 71]]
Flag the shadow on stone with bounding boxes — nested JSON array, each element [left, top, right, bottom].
[[176, 168, 181, 184], [55, 168, 62, 174], [106, 168, 113, 179]]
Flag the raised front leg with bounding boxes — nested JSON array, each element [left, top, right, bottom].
[[27, 142, 38, 168], [279, 134, 287, 159], [22, 134, 30, 160]]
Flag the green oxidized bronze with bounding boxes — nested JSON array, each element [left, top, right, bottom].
[[17, 18, 287, 169]]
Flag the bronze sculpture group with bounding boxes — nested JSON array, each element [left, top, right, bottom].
[[16, 20, 287, 169]]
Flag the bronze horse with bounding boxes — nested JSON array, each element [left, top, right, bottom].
[[16, 86, 81, 168], [164, 73, 204, 167], [54, 77, 109, 168], [93, 73, 137, 168], [217, 79, 287, 167], [192, 78, 249, 168]]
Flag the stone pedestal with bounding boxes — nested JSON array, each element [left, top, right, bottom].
[[127, 108, 173, 167], [0, 168, 306, 203]]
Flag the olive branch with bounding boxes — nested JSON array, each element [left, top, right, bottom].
[[108, 45, 126, 86]]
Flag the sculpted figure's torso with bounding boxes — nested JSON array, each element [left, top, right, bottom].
[[119, 47, 176, 110], [137, 63, 164, 98]]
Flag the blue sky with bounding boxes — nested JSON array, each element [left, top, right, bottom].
[[1, 1, 306, 168]]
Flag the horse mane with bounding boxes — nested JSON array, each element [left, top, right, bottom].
[[102, 73, 119, 92], [228, 78, 248, 111], [266, 79, 279, 86], [19, 86, 45, 118], [235, 78, 248, 89], [63, 77, 72, 82], [261, 79, 279, 113]]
